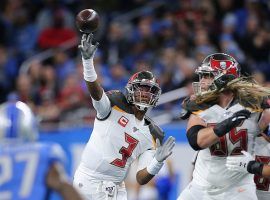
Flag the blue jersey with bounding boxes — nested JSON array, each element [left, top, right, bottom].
[[0, 141, 66, 200]]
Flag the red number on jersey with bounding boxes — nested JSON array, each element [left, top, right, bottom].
[[111, 133, 139, 168], [210, 135, 228, 157], [210, 127, 248, 157], [254, 155, 270, 191], [229, 128, 248, 155]]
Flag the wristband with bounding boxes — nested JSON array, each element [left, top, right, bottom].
[[82, 58, 97, 82], [146, 157, 164, 175], [247, 161, 264, 176]]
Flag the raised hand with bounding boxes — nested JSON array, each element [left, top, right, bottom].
[[78, 33, 99, 60], [155, 136, 175, 162]]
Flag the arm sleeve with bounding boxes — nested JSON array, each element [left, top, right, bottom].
[[137, 149, 156, 172], [92, 90, 112, 119]]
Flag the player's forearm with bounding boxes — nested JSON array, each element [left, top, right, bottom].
[[58, 182, 83, 200], [136, 168, 154, 185], [262, 164, 270, 177], [82, 57, 103, 100], [86, 81, 103, 100], [197, 127, 220, 148]]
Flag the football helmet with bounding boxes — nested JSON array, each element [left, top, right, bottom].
[[193, 53, 240, 95], [125, 71, 161, 111], [0, 101, 38, 142]]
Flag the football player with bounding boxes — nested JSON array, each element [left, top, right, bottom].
[[226, 129, 270, 200], [73, 33, 175, 200], [177, 53, 270, 200], [0, 101, 83, 200]]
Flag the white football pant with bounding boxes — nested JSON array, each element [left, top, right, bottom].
[[177, 180, 258, 200], [73, 170, 127, 200]]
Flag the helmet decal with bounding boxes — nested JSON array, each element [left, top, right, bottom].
[[193, 53, 240, 95]]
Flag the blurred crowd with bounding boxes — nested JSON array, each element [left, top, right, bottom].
[[0, 0, 269, 128]]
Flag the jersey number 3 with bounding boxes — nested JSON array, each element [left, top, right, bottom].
[[111, 133, 139, 168], [210, 127, 248, 156]]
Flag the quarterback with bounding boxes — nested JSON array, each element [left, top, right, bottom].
[[73, 33, 175, 200]]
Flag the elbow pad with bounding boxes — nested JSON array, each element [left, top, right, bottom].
[[186, 125, 205, 151]]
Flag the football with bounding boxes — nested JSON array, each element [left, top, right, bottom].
[[75, 9, 100, 33]]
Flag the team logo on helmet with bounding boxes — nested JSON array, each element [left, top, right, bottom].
[[193, 53, 240, 95]]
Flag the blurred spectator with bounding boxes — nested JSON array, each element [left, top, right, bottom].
[[53, 50, 77, 85], [57, 73, 86, 121], [0, 0, 23, 46], [15, 73, 41, 111], [103, 63, 129, 91], [37, 89, 61, 124], [28, 59, 42, 90], [103, 21, 130, 65], [0, 0, 268, 125], [0, 46, 18, 103], [36, 0, 74, 31], [12, 8, 38, 61], [39, 64, 58, 96], [37, 8, 77, 49]]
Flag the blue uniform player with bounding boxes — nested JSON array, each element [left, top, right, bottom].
[[0, 101, 83, 200]]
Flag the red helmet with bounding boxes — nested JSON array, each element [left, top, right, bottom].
[[193, 53, 240, 95], [125, 71, 161, 111], [196, 53, 240, 78]]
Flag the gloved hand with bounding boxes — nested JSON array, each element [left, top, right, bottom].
[[226, 150, 254, 173], [213, 109, 251, 137], [213, 73, 235, 90], [155, 136, 175, 162], [78, 33, 99, 60], [149, 123, 164, 143]]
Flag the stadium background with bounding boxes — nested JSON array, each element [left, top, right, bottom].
[[0, 0, 269, 199]]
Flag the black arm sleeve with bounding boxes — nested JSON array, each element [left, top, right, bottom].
[[145, 116, 164, 144], [186, 125, 205, 151], [247, 161, 264, 176]]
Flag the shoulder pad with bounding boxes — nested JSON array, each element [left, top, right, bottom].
[[145, 116, 165, 144], [181, 97, 213, 113], [179, 108, 191, 120], [106, 90, 134, 114]]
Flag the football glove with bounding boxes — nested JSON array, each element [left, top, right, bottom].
[[226, 150, 254, 173], [213, 109, 251, 137], [213, 74, 235, 90], [155, 136, 175, 162], [78, 33, 99, 60]]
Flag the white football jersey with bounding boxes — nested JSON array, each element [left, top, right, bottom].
[[192, 103, 261, 192], [254, 136, 270, 200], [78, 91, 160, 183]]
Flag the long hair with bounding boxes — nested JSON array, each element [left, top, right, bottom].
[[194, 77, 270, 111]]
